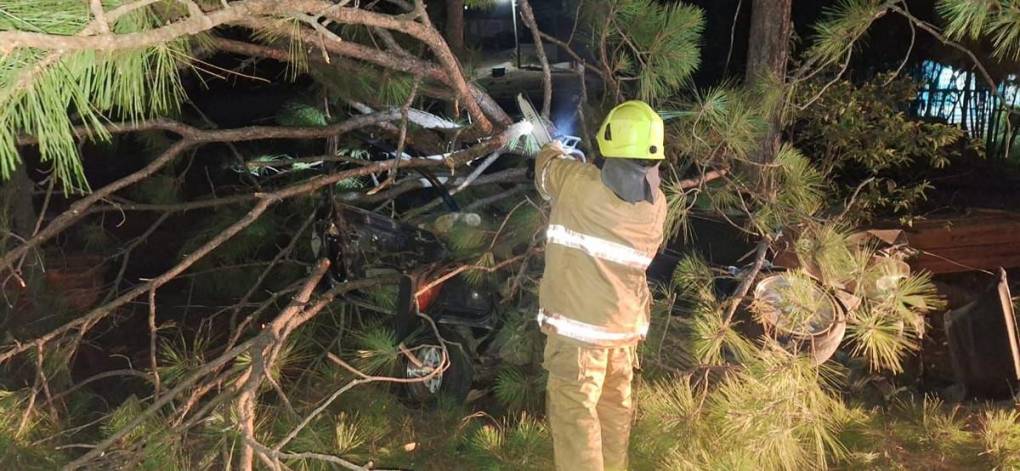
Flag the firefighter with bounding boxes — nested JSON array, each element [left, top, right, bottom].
[[535, 100, 667, 471]]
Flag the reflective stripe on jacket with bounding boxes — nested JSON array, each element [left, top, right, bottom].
[[534, 144, 667, 347]]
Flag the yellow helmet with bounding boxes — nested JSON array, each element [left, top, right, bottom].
[[596, 100, 665, 160]]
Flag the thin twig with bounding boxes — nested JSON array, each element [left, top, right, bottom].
[[723, 0, 744, 76], [889, 4, 999, 96], [31, 174, 56, 237], [5, 113, 401, 273], [104, 212, 166, 303], [227, 211, 318, 332], [797, 48, 853, 111], [16, 365, 40, 438], [885, 1, 916, 84], [368, 76, 422, 195], [148, 288, 161, 398], [537, 31, 608, 80], [489, 199, 528, 250], [835, 177, 876, 222], [415, 254, 526, 297]]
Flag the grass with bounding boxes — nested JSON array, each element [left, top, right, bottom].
[[400, 380, 1020, 471], [5, 357, 1020, 471], [294, 371, 986, 470], [836, 397, 1013, 471]]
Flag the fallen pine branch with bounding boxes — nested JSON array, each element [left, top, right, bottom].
[[0, 125, 520, 365], [63, 270, 400, 470], [4, 112, 401, 274]]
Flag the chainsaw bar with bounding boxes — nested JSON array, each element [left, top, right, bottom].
[[517, 93, 553, 147]]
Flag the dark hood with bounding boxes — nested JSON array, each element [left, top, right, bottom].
[[600, 159, 661, 204]]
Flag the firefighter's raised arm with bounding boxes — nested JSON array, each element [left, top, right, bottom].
[[534, 141, 585, 202]]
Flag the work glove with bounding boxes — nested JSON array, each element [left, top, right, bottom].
[[545, 140, 587, 162]]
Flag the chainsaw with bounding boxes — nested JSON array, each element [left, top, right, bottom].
[[516, 93, 585, 162]]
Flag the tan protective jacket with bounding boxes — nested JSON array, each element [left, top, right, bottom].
[[535, 145, 667, 347]]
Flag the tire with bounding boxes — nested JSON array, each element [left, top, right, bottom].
[[400, 328, 474, 405], [752, 272, 848, 365]]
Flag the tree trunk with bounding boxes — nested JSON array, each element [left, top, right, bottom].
[[445, 0, 465, 58], [745, 0, 793, 163], [4, 163, 37, 242], [1, 163, 39, 283]]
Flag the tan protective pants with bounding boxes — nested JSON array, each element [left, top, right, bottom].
[[543, 335, 637, 471]]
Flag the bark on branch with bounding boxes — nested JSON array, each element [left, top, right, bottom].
[[518, 0, 552, 118], [62, 273, 396, 470], [235, 259, 331, 471], [3, 1, 508, 133], [0, 0, 273, 54], [282, 0, 492, 132], [211, 34, 510, 132]]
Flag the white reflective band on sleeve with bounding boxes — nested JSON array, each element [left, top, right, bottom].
[[546, 224, 652, 269], [537, 159, 554, 201], [537, 309, 648, 345], [537, 154, 578, 201]]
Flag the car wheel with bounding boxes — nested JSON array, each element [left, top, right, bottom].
[[400, 329, 474, 405]]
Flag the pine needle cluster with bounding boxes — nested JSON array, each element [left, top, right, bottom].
[[583, 0, 704, 103], [632, 348, 851, 470], [807, 0, 889, 66], [353, 324, 401, 376], [276, 99, 330, 128], [787, 225, 943, 373], [667, 254, 753, 366], [938, 0, 1020, 61], [0, 388, 69, 469], [0, 0, 189, 189], [492, 366, 546, 413], [462, 413, 553, 470], [658, 83, 825, 236], [752, 145, 826, 232], [664, 85, 770, 165]]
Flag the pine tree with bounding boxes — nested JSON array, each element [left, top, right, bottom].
[[1, 1, 1019, 469]]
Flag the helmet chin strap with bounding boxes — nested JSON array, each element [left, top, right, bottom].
[[600, 159, 661, 204]]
